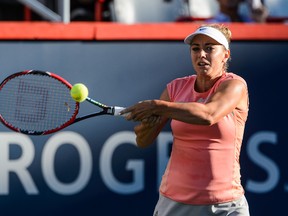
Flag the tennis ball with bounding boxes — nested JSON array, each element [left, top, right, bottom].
[[70, 83, 89, 102]]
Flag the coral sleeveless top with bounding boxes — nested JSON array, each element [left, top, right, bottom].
[[160, 72, 248, 205]]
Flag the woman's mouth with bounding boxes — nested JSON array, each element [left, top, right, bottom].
[[198, 62, 209, 67]]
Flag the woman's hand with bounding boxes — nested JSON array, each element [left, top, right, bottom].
[[133, 116, 165, 148], [120, 100, 158, 122], [120, 89, 170, 148]]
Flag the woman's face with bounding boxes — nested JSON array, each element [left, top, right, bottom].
[[190, 34, 230, 78]]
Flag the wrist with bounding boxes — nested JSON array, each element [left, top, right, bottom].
[[153, 99, 166, 116]]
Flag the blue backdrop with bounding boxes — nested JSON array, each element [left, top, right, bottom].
[[0, 40, 287, 215]]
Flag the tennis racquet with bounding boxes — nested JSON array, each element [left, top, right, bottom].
[[0, 70, 126, 135]]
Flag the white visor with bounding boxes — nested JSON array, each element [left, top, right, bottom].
[[184, 26, 229, 50]]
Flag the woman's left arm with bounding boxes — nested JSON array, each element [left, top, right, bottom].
[[123, 79, 247, 126]]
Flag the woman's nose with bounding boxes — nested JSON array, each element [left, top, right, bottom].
[[199, 49, 206, 58]]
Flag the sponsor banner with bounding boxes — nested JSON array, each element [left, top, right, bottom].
[[0, 41, 287, 215]]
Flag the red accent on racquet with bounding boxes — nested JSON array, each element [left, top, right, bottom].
[[0, 70, 125, 135]]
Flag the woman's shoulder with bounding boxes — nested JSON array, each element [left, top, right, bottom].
[[223, 72, 247, 86], [167, 75, 196, 97], [170, 75, 196, 85]]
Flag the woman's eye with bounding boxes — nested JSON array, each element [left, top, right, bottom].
[[191, 47, 199, 52], [206, 47, 213, 52], [191, 46, 214, 53]]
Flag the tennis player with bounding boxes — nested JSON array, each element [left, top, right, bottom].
[[121, 24, 250, 216]]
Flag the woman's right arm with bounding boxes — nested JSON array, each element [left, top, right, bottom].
[[133, 89, 170, 148]]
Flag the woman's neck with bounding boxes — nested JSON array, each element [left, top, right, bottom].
[[195, 72, 225, 92]]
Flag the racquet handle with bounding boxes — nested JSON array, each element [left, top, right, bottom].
[[113, 106, 129, 117], [85, 97, 128, 117]]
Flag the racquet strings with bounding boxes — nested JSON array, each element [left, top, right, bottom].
[[0, 73, 78, 133]]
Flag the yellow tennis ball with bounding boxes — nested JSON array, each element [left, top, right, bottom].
[[70, 83, 89, 102]]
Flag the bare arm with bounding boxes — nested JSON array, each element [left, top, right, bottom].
[[123, 79, 247, 126], [127, 90, 170, 148]]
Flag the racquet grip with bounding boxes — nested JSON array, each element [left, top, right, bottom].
[[113, 106, 129, 117]]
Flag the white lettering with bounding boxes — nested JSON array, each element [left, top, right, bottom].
[[0, 130, 285, 196], [246, 131, 279, 193], [100, 131, 144, 194], [0, 133, 38, 195], [42, 131, 92, 195]]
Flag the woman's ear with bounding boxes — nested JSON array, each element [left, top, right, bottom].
[[224, 49, 230, 61]]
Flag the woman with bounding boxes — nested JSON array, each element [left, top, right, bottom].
[[121, 24, 250, 216]]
